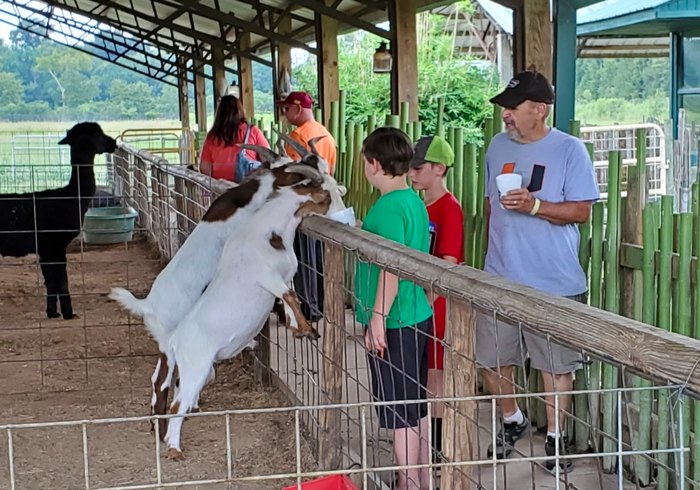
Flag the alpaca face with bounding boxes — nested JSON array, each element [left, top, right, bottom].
[[58, 122, 118, 156]]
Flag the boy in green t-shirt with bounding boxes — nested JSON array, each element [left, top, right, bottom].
[[355, 126, 433, 490]]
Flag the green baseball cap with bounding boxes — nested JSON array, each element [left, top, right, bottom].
[[410, 135, 454, 168]]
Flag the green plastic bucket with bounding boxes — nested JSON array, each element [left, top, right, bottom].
[[83, 206, 138, 244]]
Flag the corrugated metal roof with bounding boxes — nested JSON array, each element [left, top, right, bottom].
[[577, 0, 671, 25], [476, 0, 513, 35], [474, 0, 675, 34]]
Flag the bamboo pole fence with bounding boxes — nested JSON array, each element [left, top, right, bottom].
[[247, 91, 698, 485]]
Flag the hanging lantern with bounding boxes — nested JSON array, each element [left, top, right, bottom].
[[373, 41, 392, 74]]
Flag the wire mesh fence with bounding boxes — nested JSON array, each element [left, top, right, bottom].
[[0, 131, 113, 194], [580, 123, 667, 198], [2, 142, 700, 490]]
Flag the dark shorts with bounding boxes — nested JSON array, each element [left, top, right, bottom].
[[366, 317, 432, 429]]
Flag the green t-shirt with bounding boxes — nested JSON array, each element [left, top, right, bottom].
[[354, 188, 433, 329]]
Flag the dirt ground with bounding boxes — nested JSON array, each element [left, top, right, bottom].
[[0, 236, 316, 490]]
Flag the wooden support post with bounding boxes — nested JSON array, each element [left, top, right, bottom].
[[523, 0, 552, 80], [194, 57, 207, 133], [496, 32, 513, 83], [511, 3, 526, 74], [441, 298, 477, 489], [211, 44, 228, 111], [177, 56, 190, 129], [389, 0, 419, 121], [315, 2, 339, 127], [318, 244, 345, 470], [278, 15, 292, 95], [239, 32, 255, 118]]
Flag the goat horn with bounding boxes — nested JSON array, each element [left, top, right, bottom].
[[285, 163, 323, 185], [307, 136, 326, 156], [275, 137, 287, 157], [238, 144, 280, 164], [274, 129, 309, 159]]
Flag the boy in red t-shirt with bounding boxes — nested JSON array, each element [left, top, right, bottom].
[[409, 135, 465, 461]]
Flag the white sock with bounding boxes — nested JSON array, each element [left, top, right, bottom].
[[503, 409, 524, 425], [547, 431, 561, 439]]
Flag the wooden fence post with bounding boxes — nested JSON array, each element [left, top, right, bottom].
[[150, 165, 162, 253], [255, 319, 272, 386], [134, 158, 149, 231], [621, 131, 647, 324], [174, 176, 187, 251], [441, 298, 477, 489], [318, 243, 345, 470], [622, 129, 651, 482]]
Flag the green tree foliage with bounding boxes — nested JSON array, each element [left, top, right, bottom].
[[0, 72, 24, 103], [292, 10, 500, 143], [575, 57, 671, 125]]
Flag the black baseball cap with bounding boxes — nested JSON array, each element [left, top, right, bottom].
[[489, 71, 555, 109]]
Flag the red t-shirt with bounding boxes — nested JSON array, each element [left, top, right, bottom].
[[427, 192, 464, 263], [427, 192, 464, 370], [200, 123, 269, 181]]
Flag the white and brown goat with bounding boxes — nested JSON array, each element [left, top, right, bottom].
[[160, 181, 331, 460], [109, 162, 323, 433]]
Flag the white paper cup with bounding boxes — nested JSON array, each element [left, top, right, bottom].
[[496, 173, 522, 196], [330, 206, 356, 226]]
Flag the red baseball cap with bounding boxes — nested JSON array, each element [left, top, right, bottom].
[[277, 91, 314, 109]]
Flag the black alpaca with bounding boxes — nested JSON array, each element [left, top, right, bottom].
[[0, 122, 117, 319]]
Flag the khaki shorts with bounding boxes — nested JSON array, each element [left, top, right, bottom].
[[475, 293, 587, 375]]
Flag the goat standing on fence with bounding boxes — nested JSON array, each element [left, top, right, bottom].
[[159, 181, 331, 460], [0, 122, 117, 319], [109, 157, 326, 435]]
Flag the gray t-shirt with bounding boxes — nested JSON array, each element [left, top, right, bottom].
[[484, 128, 599, 296]]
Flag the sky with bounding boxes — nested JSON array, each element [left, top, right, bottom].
[[0, 16, 15, 42]]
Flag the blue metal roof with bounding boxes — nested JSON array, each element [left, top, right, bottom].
[[577, 0, 670, 24], [577, 0, 700, 36], [475, 0, 698, 37]]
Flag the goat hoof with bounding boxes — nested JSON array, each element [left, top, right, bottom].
[[166, 448, 185, 461]]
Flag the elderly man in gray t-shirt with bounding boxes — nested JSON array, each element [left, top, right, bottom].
[[477, 71, 599, 472]]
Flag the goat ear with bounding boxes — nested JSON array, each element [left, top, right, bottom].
[[58, 134, 70, 145]]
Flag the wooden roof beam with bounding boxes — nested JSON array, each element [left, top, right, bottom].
[[292, 0, 391, 39], [170, 0, 317, 54]]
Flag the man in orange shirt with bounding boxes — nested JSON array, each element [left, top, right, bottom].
[[276, 92, 337, 324], [277, 91, 337, 176]]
